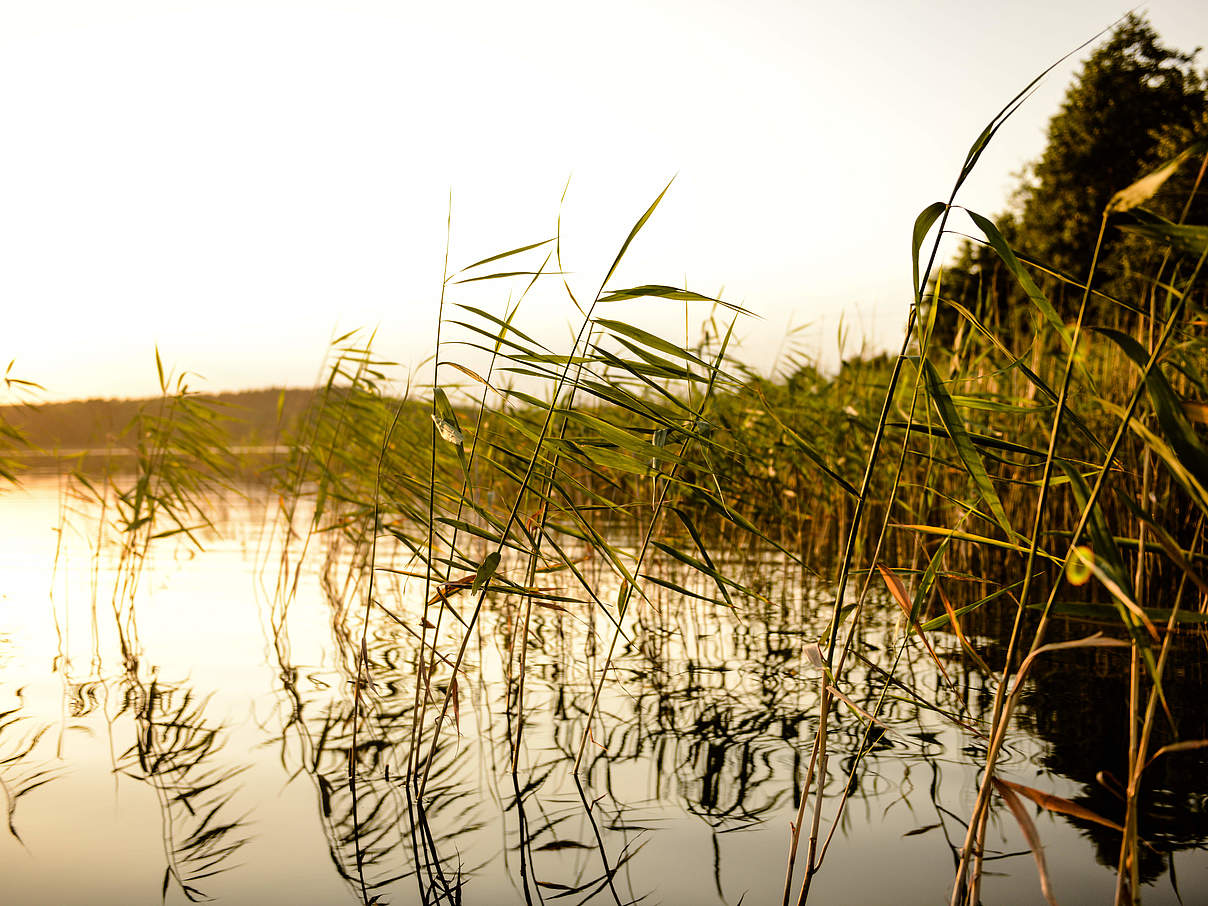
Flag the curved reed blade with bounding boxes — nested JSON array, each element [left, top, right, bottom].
[[992, 777, 1059, 906]]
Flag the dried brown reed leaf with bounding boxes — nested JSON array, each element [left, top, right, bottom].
[[878, 563, 953, 685], [531, 553, 592, 574], [803, 642, 825, 671], [1183, 400, 1208, 426], [824, 681, 894, 734], [938, 585, 992, 675], [446, 362, 496, 392], [1069, 548, 1161, 642], [427, 578, 472, 606], [997, 778, 1124, 832], [1096, 770, 1127, 800], [525, 505, 546, 535], [992, 777, 1058, 906], [1106, 142, 1204, 213]]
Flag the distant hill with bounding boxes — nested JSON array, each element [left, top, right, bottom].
[[0, 387, 316, 454]]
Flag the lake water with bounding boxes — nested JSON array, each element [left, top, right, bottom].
[[1, 474, 1204, 905]]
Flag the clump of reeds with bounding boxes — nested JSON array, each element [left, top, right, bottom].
[[774, 68, 1208, 906], [36, 354, 250, 902], [252, 61, 1208, 905]]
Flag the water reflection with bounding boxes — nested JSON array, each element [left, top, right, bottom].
[[114, 676, 251, 901], [0, 684, 64, 846], [1021, 636, 1208, 886], [266, 523, 492, 904], [270, 639, 487, 901], [0, 476, 1206, 903]]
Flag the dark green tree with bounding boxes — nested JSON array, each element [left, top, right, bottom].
[[933, 13, 1207, 343], [1016, 14, 1205, 276]]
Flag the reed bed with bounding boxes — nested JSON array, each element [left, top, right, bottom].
[[248, 118, 1206, 902]]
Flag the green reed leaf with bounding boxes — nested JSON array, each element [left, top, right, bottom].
[[598, 284, 714, 303], [1094, 327, 1208, 493], [471, 551, 501, 596], [1118, 216, 1208, 257], [452, 305, 547, 351], [597, 285, 750, 314], [594, 317, 710, 366], [457, 238, 555, 273], [913, 202, 947, 303], [672, 507, 735, 608], [967, 211, 1072, 350], [1057, 461, 1127, 587], [453, 270, 559, 285], [1103, 399, 1208, 514], [432, 387, 464, 446], [600, 179, 674, 292], [923, 360, 1013, 538]]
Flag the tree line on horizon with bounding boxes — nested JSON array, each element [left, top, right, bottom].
[[0, 387, 316, 456]]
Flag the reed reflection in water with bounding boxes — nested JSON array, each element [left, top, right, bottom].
[[0, 476, 1205, 904]]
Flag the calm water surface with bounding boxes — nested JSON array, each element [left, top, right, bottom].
[[0, 475, 1205, 905]]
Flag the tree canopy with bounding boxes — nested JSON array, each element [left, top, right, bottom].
[[935, 13, 1207, 342]]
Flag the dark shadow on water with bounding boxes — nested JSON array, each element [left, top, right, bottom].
[[1019, 629, 1208, 886]]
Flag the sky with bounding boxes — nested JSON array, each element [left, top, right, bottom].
[[2, 0, 1206, 402]]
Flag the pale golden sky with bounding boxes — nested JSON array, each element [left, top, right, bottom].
[[2, 1, 1205, 401]]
